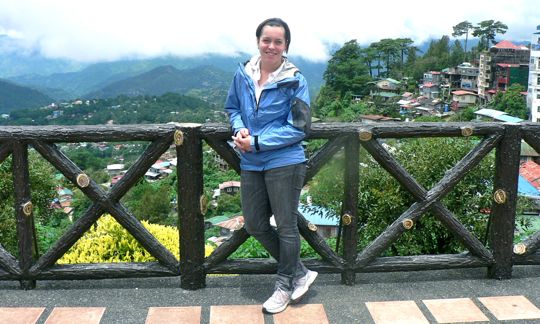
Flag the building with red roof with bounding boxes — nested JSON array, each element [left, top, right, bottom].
[[520, 161, 540, 190], [478, 40, 530, 103]]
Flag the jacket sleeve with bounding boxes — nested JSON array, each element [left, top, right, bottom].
[[252, 74, 311, 152], [224, 71, 247, 135]]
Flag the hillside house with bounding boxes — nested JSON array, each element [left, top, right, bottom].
[[423, 71, 443, 85], [474, 108, 524, 123], [145, 160, 173, 181], [420, 82, 440, 99], [451, 90, 477, 108], [478, 40, 530, 103], [298, 204, 340, 239], [521, 141, 540, 163], [219, 181, 241, 195], [375, 78, 401, 92], [359, 114, 401, 123], [111, 175, 123, 186], [106, 164, 125, 176], [520, 161, 540, 191], [215, 216, 244, 235]]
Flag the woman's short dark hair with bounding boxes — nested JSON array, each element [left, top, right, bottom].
[[256, 18, 291, 51]]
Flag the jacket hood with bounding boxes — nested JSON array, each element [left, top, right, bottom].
[[244, 55, 299, 84]]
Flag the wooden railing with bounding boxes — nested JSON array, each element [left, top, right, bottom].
[[0, 122, 539, 290]]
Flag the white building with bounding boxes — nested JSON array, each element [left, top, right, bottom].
[[528, 24, 540, 122], [106, 164, 125, 176]]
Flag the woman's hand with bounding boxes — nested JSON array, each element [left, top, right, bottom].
[[233, 128, 252, 152]]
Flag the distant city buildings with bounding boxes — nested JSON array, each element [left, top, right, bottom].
[[478, 40, 530, 104], [527, 25, 540, 123]]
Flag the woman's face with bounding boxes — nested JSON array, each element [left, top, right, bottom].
[[257, 25, 286, 69]]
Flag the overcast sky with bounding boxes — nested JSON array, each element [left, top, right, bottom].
[[0, 0, 539, 63]]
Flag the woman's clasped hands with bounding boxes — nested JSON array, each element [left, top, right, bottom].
[[232, 128, 252, 153]]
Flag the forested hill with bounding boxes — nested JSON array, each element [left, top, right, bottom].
[[3, 93, 221, 126], [0, 79, 52, 113], [84, 65, 231, 103]]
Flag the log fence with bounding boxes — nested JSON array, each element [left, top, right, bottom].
[[0, 122, 538, 290]]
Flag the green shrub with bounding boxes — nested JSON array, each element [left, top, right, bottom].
[[309, 137, 503, 256], [58, 214, 213, 263], [0, 153, 56, 256]]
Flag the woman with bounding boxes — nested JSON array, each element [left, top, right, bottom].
[[224, 17, 317, 314]]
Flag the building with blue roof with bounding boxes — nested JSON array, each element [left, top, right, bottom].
[[298, 204, 340, 238], [518, 175, 540, 197], [474, 108, 524, 123]]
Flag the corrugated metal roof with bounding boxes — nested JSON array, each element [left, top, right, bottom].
[[520, 161, 540, 190], [518, 175, 540, 197], [493, 40, 520, 49], [452, 90, 477, 96], [495, 115, 523, 123], [216, 216, 244, 231], [372, 91, 400, 97], [219, 181, 241, 189], [206, 215, 230, 225], [299, 204, 339, 226], [521, 142, 540, 157], [474, 108, 507, 118]]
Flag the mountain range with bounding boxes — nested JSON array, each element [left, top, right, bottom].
[[0, 78, 53, 113], [0, 51, 326, 113], [84, 65, 232, 100]]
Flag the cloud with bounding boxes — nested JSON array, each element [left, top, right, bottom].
[[0, 0, 538, 62]]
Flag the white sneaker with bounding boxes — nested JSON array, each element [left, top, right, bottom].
[[291, 270, 318, 302], [262, 288, 291, 314]]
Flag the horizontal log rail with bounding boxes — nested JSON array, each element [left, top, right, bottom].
[[0, 122, 538, 290]]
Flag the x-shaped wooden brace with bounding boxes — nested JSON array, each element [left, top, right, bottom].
[[0, 142, 22, 278], [27, 136, 179, 275], [203, 136, 348, 271], [354, 134, 502, 270]]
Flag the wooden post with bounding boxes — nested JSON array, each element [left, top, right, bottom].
[[176, 124, 206, 289], [341, 135, 359, 285], [12, 142, 37, 289], [488, 124, 521, 279]]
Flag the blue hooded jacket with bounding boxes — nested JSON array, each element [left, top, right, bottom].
[[224, 57, 311, 171]]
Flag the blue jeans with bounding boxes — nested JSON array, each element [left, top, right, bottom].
[[241, 163, 308, 293]]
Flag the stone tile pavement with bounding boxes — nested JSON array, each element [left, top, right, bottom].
[[0, 266, 538, 323]]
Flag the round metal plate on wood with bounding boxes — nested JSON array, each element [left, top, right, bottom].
[[342, 213, 352, 226], [402, 218, 414, 230], [460, 126, 474, 137], [493, 189, 507, 204], [513, 243, 527, 255], [358, 129, 373, 141], [22, 201, 33, 216], [76, 173, 90, 188], [308, 222, 318, 231], [199, 195, 208, 215], [174, 130, 184, 146]]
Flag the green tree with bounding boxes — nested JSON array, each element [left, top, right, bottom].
[[0, 152, 56, 256], [322, 40, 371, 97], [452, 21, 474, 61], [308, 137, 499, 255], [450, 40, 465, 67], [396, 38, 414, 67], [372, 39, 401, 77], [408, 36, 451, 80], [360, 46, 378, 78], [472, 20, 508, 51], [123, 180, 173, 224], [207, 193, 242, 218], [448, 106, 476, 121], [491, 84, 528, 119]]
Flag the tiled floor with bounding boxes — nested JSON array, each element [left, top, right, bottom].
[[1, 295, 538, 323]]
